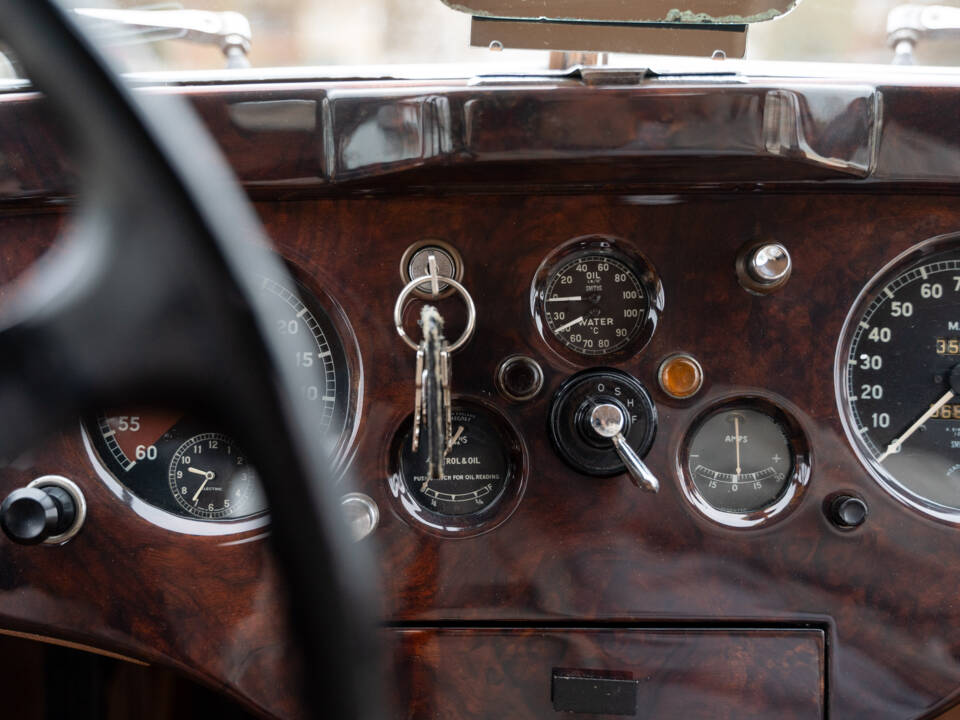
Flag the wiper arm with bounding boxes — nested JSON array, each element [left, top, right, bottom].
[[73, 7, 252, 68], [887, 4, 960, 65]]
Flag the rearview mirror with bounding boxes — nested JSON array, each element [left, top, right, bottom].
[[442, 0, 800, 24], [444, 0, 802, 57]]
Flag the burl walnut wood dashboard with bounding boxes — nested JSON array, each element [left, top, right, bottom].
[[2, 73, 960, 719]]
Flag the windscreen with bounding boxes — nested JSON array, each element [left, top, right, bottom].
[[68, 0, 960, 71]]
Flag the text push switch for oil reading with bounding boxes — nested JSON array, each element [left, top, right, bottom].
[[549, 369, 659, 492]]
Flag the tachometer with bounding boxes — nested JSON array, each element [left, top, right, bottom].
[[87, 277, 353, 525], [838, 234, 960, 521]]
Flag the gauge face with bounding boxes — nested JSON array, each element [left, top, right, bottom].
[[87, 278, 351, 523], [398, 405, 511, 516], [840, 239, 960, 518], [686, 406, 793, 514], [168, 433, 263, 519], [543, 253, 649, 356]]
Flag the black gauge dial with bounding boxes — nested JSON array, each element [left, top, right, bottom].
[[840, 239, 960, 519], [87, 278, 352, 523], [398, 405, 511, 516], [686, 406, 793, 513], [543, 254, 648, 356], [168, 432, 263, 519]]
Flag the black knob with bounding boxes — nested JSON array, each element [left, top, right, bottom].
[[1, 486, 76, 545], [829, 495, 868, 529], [549, 368, 657, 479]]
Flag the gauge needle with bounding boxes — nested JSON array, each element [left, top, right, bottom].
[[547, 296, 582, 302], [877, 389, 955, 463], [554, 315, 584, 333], [734, 415, 742, 476], [188, 466, 216, 503], [445, 425, 465, 455]]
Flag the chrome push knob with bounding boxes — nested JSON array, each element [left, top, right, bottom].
[[747, 243, 791, 285], [341, 493, 379, 542], [588, 404, 659, 493]]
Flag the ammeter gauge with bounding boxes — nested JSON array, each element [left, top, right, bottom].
[[681, 399, 809, 526]]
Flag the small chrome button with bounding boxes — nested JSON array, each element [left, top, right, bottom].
[[748, 243, 792, 284], [737, 242, 792, 294], [341, 493, 379, 542]]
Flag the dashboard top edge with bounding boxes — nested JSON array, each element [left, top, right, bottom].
[[0, 79, 954, 199]]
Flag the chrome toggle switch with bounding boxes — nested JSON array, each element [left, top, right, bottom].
[[588, 403, 660, 493]]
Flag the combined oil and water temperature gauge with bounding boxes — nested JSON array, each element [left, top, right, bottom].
[[682, 400, 809, 524], [543, 254, 648, 356], [534, 237, 663, 362]]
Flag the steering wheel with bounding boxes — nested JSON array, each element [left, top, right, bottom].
[[0, 1, 378, 718]]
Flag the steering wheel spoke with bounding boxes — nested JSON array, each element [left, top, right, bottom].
[[0, 2, 380, 718]]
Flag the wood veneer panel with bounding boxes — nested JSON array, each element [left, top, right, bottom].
[[390, 628, 824, 719]]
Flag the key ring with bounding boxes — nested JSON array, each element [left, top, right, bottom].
[[394, 275, 476, 352]]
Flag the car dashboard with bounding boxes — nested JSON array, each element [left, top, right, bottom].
[[1, 70, 960, 719]]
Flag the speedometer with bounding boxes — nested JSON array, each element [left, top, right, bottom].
[[838, 234, 960, 521]]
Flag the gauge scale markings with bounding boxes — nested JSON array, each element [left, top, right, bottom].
[[842, 248, 960, 515], [88, 278, 351, 523], [693, 465, 780, 485], [543, 254, 648, 356], [685, 406, 794, 514], [398, 406, 513, 517]]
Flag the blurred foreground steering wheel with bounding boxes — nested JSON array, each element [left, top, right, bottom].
[[0, 1, 378, 718]]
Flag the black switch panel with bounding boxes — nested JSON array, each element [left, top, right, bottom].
[[551, 668, 638, 716]]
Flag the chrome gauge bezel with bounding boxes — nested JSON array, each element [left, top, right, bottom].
[[677, 395, 811, 530], [531, 236, 664, 365], [81, 271, 363, 535], [81, 423, 271, 537], [835, 232, 960, 525], [385, 398, 528, 539]]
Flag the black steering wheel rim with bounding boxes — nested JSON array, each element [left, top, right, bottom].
[[0, 1, 379, 718]]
